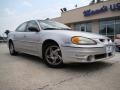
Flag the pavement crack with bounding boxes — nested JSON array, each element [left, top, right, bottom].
[[37, 84, 49, 90], [54, 75, 82, 86]]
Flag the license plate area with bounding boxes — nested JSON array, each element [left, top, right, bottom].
[[106, 45, 113, 53]]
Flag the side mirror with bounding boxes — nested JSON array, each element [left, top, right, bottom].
[[28, 27, 39, 32]]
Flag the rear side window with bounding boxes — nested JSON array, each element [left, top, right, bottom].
[[16, 22, 27, 32]]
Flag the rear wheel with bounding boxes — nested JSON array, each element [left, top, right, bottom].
[[43, 44, 63, 68], [9, 42, 18, 55]]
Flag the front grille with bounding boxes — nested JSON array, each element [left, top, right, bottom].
[[95, 53, 106, 59], [108, 53, 112, 56], [95, 53, 112, 60]]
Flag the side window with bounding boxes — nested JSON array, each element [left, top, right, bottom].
[[27, 21, 39, 32], [16, 22, 27, 32]]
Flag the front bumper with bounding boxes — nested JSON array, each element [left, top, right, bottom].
[[61, 45, 115, 63]]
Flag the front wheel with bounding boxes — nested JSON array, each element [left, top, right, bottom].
[[44, 45, 63, 68]]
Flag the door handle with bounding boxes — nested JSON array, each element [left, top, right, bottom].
[[24, 35, 26, 38]]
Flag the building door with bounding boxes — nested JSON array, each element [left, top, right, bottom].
[[80, 24, 86, 32]]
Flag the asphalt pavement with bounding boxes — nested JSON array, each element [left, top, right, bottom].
[[0, 43, 120, 90]]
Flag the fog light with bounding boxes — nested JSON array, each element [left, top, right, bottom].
[[87, 55, 94, 61]]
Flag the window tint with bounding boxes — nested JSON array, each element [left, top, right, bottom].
[[27, 21, 39, 32], [16, 22, 27, 32]]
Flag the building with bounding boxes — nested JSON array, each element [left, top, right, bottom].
[[53, 0, 120, 41]]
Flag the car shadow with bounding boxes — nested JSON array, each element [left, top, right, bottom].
[[6, 52, 114, 73], [18, 53, 43, 63], [61, 61, 113, 73]]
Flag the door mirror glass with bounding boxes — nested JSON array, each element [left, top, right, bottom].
[[28, 27, 39, 32]]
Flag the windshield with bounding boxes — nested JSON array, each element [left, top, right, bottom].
[[38, 20, 71, 30]]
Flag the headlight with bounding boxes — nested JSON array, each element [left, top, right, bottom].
[[71, 36, 97, 45]]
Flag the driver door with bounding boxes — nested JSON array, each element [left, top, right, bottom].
[[23, 20, 40, 55]]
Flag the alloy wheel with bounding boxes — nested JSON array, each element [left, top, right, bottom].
[[45, 45, 62, 66]]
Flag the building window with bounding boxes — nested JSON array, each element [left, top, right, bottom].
[[99, 19, 120, 41], [74, 24, 81, 31], [86, 23, 92, 32], [74, 23, 91, 32], [115, 24, 120, 34], [115, 20, 120, 35], [99, 24, 106, 35]]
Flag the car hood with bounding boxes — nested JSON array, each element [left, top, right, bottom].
[[43, 30, 107, 39]]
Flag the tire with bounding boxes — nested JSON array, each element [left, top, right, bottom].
[[43, 44, 63, 68], [9, 41, 18, 55]]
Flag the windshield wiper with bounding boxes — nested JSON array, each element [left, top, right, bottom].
[[44, 28, 60, 30], [60, 28, 71, 30], [44, 27, 71, 30]]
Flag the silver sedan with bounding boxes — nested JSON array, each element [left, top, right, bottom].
[[8, 20, 115, 67]]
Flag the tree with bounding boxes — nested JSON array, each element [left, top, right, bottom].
[[90, 0, 95, 5], [96, 0, 103, 3], [4, 30, 10, 37]]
